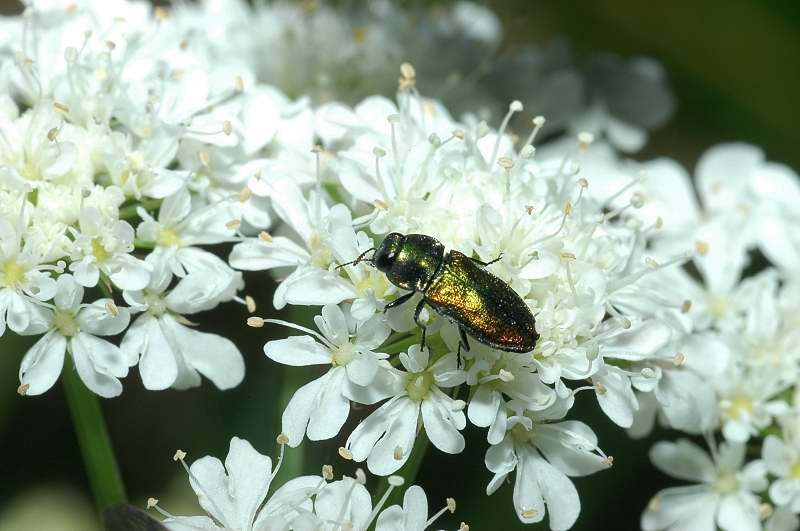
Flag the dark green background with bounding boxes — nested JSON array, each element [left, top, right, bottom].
[[1, 1, 798, 529]]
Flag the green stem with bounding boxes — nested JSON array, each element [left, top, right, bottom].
[[273, 365, 306, 487], [62, 357, 127, 512], [118, 198, 161, 220]]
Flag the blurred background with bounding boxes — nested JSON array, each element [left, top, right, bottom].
[[1, 1, 798, 530]]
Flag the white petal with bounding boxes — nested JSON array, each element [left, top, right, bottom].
[[224, 437, 273, 530], [421, 389, 465, 454], [18, 330, 66, 395], [649, 439, 716, 483], [717, 492, 761, 531], [138, 316, 179, 390], [71, 334, 125, 398], [468, 384, 500, 428], [161, 315, 244, 390], [264, 336, 332, 366], [77, 299, 131, 336]]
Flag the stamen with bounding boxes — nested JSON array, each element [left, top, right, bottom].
[[608, 252, 691, 293], [363, 475, 405, 529], [17, 383, 29, 396], [488, 101, 523, 168], [322, 464, 334, 480], [269, 434, 288, 483], [244, 296, 256, 313], [173, 449, 229, 522], [425, 497, 457, 527]]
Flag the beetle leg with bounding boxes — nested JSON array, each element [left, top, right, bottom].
[[383, 291, 415, 313], [413, 298, 427, 350], [471, 253, 503, 267], [457, 327, 470, 369]]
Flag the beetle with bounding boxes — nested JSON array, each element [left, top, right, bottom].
[[338, 232, 539, 355]]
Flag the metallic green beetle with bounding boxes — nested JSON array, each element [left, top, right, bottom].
[[340, 232, 539, 354]]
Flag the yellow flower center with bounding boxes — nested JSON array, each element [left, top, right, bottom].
[[791, 462, 800, 480], [308, 232, 331, 268], [91, 238, 110, 263], [3, 260, 25, 287], [726, 397, 753, 419], [332, 343, 355, 367], [156, 228, 181, 248], [406, 371, 434, 401], [715, 473, 738, 494], [54, 311, 79, 337], [708, 295, 729, 320]]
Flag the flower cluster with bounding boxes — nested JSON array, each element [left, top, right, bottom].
[[3, 1, 799, 531], [148, 435, 464, 531]]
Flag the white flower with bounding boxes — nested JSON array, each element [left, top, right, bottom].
[[485, 399, 610, 530], [18, 274, 131, 397], [158, 437, 323, 531], [69, 207, 152, 290], [136, 187, 239, 284], [122, 254, 244, 391], [263, 304, 392, 447], [375, 484, 454, 531], [346, 344, 466, 476], [0, 217, 58, 336], [763, 431, 800, 512], [642, 439, 767, 531]]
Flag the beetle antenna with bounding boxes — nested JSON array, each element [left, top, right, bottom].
[[335, 248, 376, 270]]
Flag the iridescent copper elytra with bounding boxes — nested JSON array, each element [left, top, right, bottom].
[[338, 233, 539, 354]]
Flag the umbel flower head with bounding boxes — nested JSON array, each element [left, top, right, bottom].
[[147, 435, 462, 531], [235, 63, 699, 527]]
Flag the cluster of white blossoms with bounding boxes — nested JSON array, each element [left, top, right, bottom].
[[149, 436, 464, 531], [2, 1, 799, 530]]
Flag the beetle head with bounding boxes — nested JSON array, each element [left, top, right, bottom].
[[374, 232, 404, 273]]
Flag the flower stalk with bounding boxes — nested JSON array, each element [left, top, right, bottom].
[[62, 355, 127, 512]]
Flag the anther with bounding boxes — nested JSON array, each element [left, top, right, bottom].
[[239, 186, 252, 202], [602, 455, 614, 466], [247, 317, 265, 328], [258, 231, 272, 242], [681, 300, 692, 314], [497, 157, 514, 170], [630, 192, 645, 208], [64, 47, 78, 63], [106, 40, 116, 51], [645, 257, 659, 269], [428, 133, 441, 146], [147, 497, 159, 509], [655, 217, 664, 229], [17, 383, 29, 396], [225, 219, 241, 230], [578, 178, 589, 189], [648, 496, 661, 512], [641, 367, 656, 379], [520, 145, 536, 159], [695, 241, 709, 256], [447, 498, 457, 513], [355, 468, 367, 484], [451, 400, 466, 412], [105, 300, 119, 317], [560, 251, 576, 261], [154, 6, 169, 19], [373, 199, 388, 210], [393, 446, 403, 460], [759, 503, 773, 520], [498, 369, 515, 382], [47, 127, 59, 142], [452, 129, 465, 140], [173, 449, 187, 461], [373, 147, 386, 158], [388, 475, 405, 487], [322, 464, 334, 480], [338, 447, 353, 460], [399, 62, 416, 90], [577, 131, 595, 151], [521, 509, 538, 519], [509, 100, 524, 112], [460, 523, 470, 531], [595, 382, 607, 395], [53, 102, 69, 114], [222, 120, 233, 136], [673, 352, 685, 367], [234, 76, 244, 92], [198, 149, 210, 167], [276, 433, 289, 445], [245, 296, 256, 313], [563, 201, 573, 216]]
